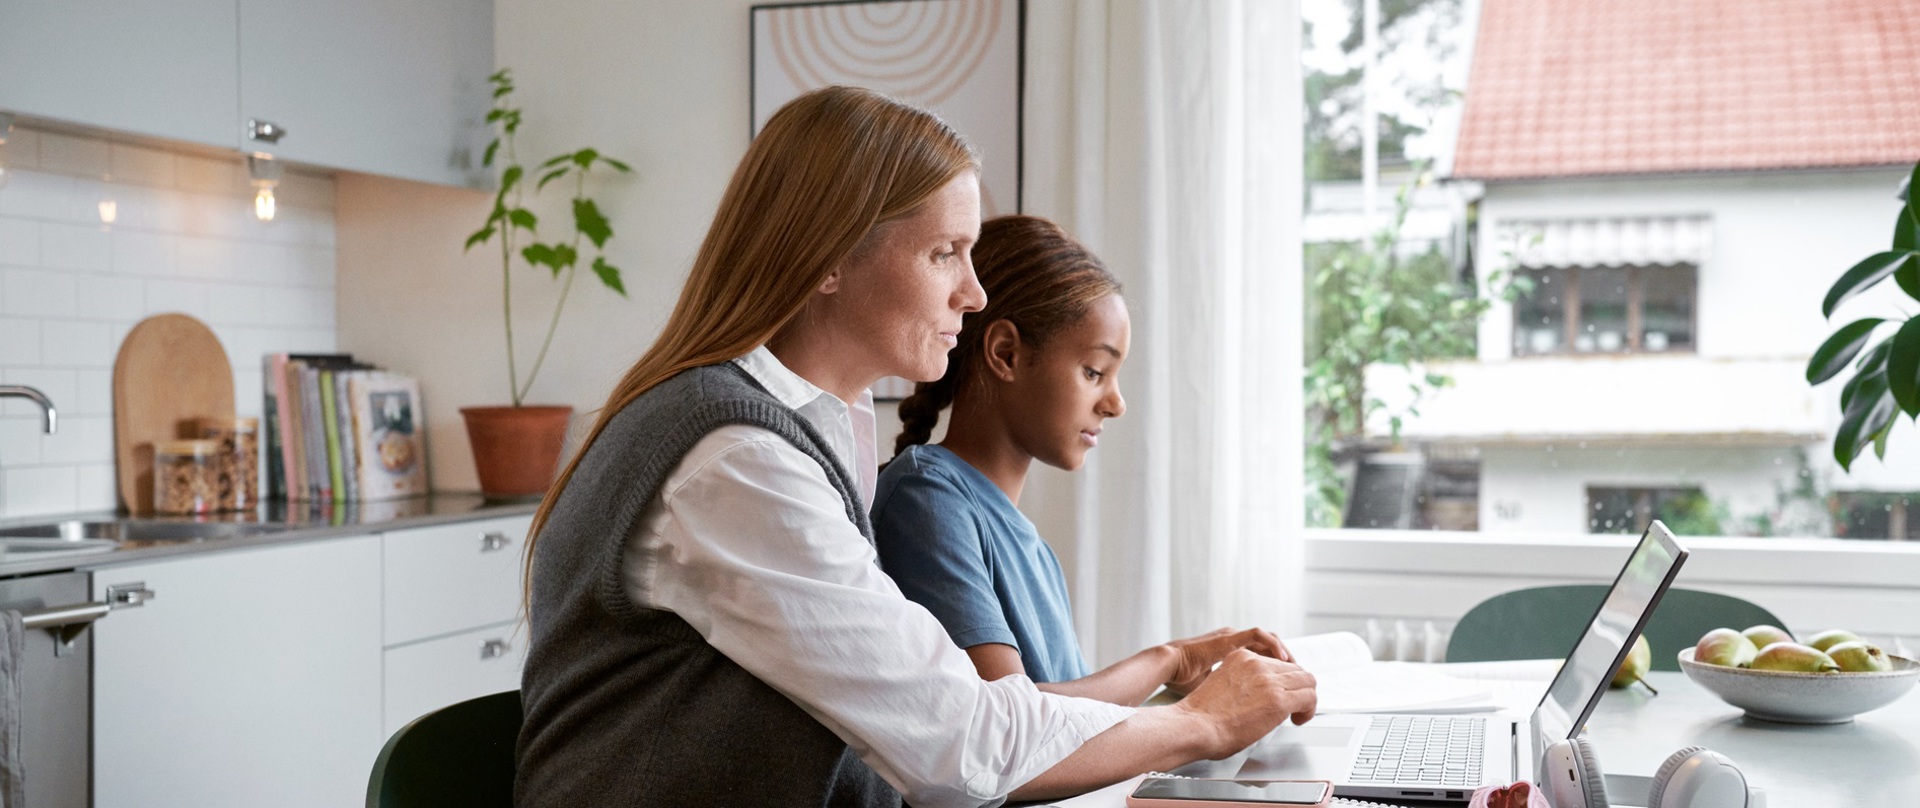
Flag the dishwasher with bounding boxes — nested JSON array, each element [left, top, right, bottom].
[[3, 571, 101, 808]]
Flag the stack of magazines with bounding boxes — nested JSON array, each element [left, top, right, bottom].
[[263, 353, 428, 502]]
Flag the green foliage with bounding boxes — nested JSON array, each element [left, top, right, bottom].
[[1653, 491, 1728, 538], [1303, 173, 1490, 526], [1810, 160, 1920, 470], [1741, 449, 1835, 538], [466, 68, 634, 406], [1302, 0, 1463, 183]]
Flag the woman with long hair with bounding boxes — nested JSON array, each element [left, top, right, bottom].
[[875, 214, 1290, 707], [515, 87, 1317, 808]]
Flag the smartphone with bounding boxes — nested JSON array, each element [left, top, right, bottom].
[[1126, 776, 1334, 808]]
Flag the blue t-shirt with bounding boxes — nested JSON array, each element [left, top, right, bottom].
[[871, 444, 1090, 683]]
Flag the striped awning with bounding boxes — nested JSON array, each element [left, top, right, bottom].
[[1493, 215, 1714, 269]]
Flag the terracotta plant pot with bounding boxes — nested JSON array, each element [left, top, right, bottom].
[[460, 405, 573, 500]]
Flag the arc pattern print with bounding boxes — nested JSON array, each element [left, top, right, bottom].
[[752, 0, 1023, 218]]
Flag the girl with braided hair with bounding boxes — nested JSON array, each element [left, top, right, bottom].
[[873, 214, 1293, 707]]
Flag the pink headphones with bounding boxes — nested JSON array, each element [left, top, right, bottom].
[[1539, 738, 1756, 808]]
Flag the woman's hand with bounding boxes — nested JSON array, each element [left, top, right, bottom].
[[1169, 648, 1317, 758], [1011, 648, 1318, 800], [1161, 626, 1292, 695]]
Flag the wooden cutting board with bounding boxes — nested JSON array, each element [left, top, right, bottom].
[[113, 314, 235, 515]]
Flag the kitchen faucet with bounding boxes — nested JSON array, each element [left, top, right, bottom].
[[0, 384, 58, 433]]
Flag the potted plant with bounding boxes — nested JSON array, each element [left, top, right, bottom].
[[1807, 161, 1920, 471], [462, 68, 632, 499]]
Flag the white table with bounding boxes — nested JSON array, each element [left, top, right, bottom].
[[1585, 669, 1920, 806], [1044, 666, 1920, 806]]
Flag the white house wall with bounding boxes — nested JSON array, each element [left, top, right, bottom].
[[1477, 443, 1807, 536], [1440, 168, 1920, 531], [1476, 168, 1907, 364]]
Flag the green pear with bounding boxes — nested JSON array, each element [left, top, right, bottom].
[[1694, 628, 1759, 668], [1750, 642, 1841, 673], [1742, 625, 1794, 649], [1806, 629, 1864, 653], [1826, 641, 1893, 672], [1611, 634, 1655, 691]]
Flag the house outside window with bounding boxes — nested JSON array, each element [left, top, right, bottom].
[[1301, 0, 1920, 542]]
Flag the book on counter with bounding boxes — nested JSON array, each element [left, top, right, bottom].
[[263, 353, 428, 502]]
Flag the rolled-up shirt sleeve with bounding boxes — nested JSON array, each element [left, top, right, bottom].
[[625, 426, 1134, 808]]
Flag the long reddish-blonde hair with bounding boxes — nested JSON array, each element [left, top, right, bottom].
[[523, 86, 979, 603]]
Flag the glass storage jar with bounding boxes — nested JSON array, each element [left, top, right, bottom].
[[153, 439, 219, 515], [199, 416, 260, 512]]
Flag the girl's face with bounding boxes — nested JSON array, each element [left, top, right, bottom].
[[1004, 293, 1130, 471], [824, 172, 986, 385]]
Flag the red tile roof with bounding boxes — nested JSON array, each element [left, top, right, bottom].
[[1452, 0, 1920, 180]]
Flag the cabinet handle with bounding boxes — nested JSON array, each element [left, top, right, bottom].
[[22, 582, 153, 656], [247, 118, 287, 144], [107, 582, 156, 608], [480, 639, 511, 660], [480, 531, 512, 552]]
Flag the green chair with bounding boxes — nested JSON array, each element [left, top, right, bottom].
[[1445, 585, 1787, 672], [366, 690, 521, 808]]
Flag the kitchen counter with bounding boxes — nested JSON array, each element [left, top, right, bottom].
[[0, 494, 539, 578]]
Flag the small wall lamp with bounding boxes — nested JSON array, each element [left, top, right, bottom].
[[248, 152, 281, 222], [0, 112, 15, 190]]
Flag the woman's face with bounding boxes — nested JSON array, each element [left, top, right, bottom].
[[1005, 293, 1130, 471], [825, 172, 987, 384]]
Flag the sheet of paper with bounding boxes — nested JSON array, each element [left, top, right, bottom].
[[1282, 631, 1502, 714], [1286, 631, 1378, 672]]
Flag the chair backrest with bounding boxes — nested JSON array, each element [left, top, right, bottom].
[[1445, 585, 1787, 672], [366, 690, 521, 808]]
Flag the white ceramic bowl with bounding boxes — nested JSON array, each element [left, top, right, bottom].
[[1677, 647, 1920, 724]]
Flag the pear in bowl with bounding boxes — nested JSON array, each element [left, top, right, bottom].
[[1678, 647, 1920, 724]]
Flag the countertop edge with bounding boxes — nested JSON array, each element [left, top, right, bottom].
[[0, 498, 541, 578]]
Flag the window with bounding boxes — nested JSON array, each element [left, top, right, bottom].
[[1833, 492, 1920, 541], [1299, 0, 1920, 547], [1586, 487, 1717, 535], [1512, 266, 1697, 356]]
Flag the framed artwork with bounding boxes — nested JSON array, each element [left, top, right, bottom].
[[751, 0, 1025, 400]]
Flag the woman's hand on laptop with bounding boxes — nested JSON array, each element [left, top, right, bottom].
[[1172, 648, 1318, 756], [1161, 626, 1293, 695]]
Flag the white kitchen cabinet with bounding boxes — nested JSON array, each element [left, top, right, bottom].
[[383, 514, 529, 644], [90, 536, 383, 808], [239, 0, 493, 187], [0, 0, 490, 187], [0, 0, 240, 147], [380, 513, 532, 732], [382, 620, 526, 736]]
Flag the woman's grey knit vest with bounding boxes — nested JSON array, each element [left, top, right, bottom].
[[516, 363, 902, 808]]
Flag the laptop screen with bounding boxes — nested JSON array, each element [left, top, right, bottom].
[[1527, 521, 1688, 767]]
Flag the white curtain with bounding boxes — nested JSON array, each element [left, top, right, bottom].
[[1021, 0, 1307, 667]]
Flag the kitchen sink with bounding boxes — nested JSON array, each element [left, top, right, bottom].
[[0, 519, 291, 543]]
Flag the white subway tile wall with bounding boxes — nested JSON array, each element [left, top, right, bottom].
[[0, 126, 338, 518]]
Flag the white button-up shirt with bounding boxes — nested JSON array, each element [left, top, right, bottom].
[[621, 347, 1133, 808]]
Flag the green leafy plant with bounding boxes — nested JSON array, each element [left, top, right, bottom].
[[1303, 168, 1495, 526], [1806, 161, 1920, 471], [466, 68, 633, 406]]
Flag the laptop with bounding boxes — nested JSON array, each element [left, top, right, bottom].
[[1216, 520, 1689, 804]]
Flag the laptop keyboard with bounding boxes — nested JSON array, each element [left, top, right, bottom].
[[1349, 715, 1486, 787]]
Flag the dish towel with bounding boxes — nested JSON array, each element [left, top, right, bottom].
[[0, 610, 23, 808]]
